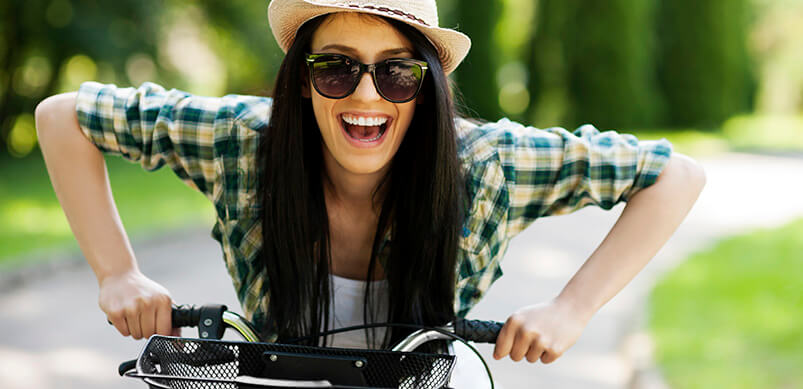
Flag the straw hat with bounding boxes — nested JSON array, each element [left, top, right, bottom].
[[268, 0, 471, 75]]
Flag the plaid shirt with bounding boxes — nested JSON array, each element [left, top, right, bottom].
[[76, 81, 672, 340]]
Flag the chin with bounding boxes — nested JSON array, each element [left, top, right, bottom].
[[332, 152, 390, 175]]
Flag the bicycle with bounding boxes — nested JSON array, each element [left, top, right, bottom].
[[118, 304, 504, 388]]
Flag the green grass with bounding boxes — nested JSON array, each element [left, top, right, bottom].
[[629, 114, 803, 157], [0, 152, 215, 268], [722, 115, 803, 152], [626, 128, 731, 157], [648, 219, 803, 389]]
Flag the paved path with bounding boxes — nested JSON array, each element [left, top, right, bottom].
[[1, 152, 802, 389]]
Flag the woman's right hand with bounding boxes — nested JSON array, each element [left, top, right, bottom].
[[99, 270, 179, 340]]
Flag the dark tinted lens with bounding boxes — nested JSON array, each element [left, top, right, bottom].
[[375, 60, 423, 102], [311, 56, 359, 98]]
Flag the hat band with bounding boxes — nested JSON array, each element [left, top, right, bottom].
[[342, 3, 431, 26]]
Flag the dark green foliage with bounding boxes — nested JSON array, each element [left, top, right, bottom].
[[201, 0, 284, 95], [455, 0, 503, 120], [1, 0, 164, 155], [528, 0, 663, 130], [0, 0, 761, 157], [565, 0, 663, 129], [0, 0, 284, 157], [656, 0, 755, 128]]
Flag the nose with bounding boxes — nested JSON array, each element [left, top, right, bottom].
[[350, 72, 382, 102]]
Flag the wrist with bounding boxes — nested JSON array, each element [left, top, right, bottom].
[[96, 265, 140, 286], [553, 292, 597, 324]]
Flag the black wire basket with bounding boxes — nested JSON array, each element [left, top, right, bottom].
[[126, 335, 456, 389]]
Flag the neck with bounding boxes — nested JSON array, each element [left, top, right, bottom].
[[322, 150, 388, 212]]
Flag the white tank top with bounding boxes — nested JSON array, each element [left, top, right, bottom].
[[326, 274, 493, 388], [326, 274, 389, 349]]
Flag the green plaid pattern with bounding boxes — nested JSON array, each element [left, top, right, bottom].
[[76, 81, 672, 339]]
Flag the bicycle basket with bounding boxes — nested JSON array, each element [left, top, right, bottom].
[[125, 335, 456, 389]]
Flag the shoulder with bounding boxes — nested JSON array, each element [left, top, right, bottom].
[[454, 117, 568, 167], [223, 93, 273, 131]]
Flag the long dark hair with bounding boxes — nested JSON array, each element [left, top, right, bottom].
[[257, 13, 464, 347]]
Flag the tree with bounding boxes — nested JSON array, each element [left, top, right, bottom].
[[527, 0, 663, 130], [656, 0, 755, 128], [455, 0, 503, 120]]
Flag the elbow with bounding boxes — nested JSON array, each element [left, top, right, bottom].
[[684, 154, 706, 195], [35, 92, 79, 140], [669, 153, 706, 197]]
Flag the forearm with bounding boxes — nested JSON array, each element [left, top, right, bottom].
[[556, 153, 706, 320], [35, 93, 140, 284]]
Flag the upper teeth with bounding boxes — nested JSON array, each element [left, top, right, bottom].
[[342, 114, 388, 127]]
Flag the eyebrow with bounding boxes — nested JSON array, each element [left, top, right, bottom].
[[318, 44, 413, 57]]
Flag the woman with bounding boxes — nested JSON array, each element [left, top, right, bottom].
[[34, 0, 705, 369]]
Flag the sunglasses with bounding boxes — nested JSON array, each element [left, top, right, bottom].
[[305, 53, 428, 103]]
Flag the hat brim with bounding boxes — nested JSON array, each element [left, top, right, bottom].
[[268, 0, 471, 76]]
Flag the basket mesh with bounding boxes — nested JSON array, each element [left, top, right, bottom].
[[136, 335, 455, 389]]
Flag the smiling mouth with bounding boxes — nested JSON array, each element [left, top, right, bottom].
[[340, 115, 389, 143]]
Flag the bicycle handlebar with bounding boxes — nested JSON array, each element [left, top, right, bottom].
[[170, 304, 201, 327], [112, 304, 504, 345], [119, 304, 505, 387], [453, 319, 504, 344]]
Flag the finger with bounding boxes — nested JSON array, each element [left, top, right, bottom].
[[108, 312, 130, 337], [127, 309, 143, 340], [140, 304, 156, 340], [155, 299, 173, 336], [526, 342, 546, 363], [493, 317, 520, 359], [541, 348, 561, 364], [509, 330, 533, 362]]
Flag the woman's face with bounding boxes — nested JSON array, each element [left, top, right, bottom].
[[308, 13, 419, 177]]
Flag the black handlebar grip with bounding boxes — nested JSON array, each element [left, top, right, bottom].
[[171, 304, 202, 328], [454, 319, 504, 343]]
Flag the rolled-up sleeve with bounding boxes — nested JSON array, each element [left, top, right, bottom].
[[481, 119, 672, 236], [75, 81, 234, 200]]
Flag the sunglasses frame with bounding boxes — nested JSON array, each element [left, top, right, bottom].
[[305, 53, 428, 103]]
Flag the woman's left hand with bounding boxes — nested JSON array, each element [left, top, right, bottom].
[[493, 298, 591, 364]]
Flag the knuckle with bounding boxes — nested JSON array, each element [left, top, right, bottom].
[[155, 294, 172, 306], [517, 328, 535, 341], [508, 314, 524, 326], [108, 310, 125, 322], [134, 296, 148, 308], [124, 305, 139, 317], [522, 324, 541, 336], [538, 337, 551, 347]]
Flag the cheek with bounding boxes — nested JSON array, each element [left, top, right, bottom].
[[311, 96, 336, 133]]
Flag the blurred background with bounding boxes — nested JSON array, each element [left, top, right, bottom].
[[1, 0, 801, 388]]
